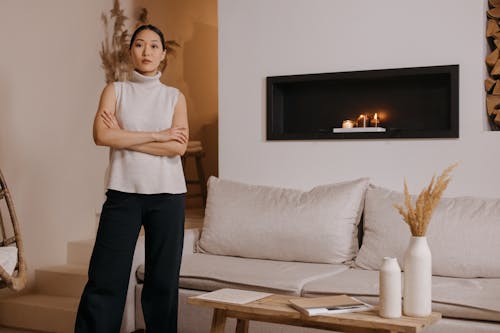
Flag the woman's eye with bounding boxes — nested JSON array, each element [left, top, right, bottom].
[[134, 43, 142, 48], [152, 45, 158, 49]]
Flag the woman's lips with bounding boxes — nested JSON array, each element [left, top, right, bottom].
[[142, 59, 152, 64]]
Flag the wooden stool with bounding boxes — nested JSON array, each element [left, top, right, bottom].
[[182, 141, 207, 206]]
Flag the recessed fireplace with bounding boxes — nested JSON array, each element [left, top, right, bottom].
[[266, 65, 459, 140]]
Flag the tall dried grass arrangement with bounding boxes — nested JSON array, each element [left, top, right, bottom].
[[393, 163, 458, 237], [100, 0, 179, 83]]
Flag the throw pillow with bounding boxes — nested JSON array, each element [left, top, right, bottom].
[[197, 177, 369, 264], [355, 185, 500, 278]]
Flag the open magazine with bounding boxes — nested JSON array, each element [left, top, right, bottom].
[[289, 294, 374, 316]]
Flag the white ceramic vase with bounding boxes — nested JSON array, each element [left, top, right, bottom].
[[403, 236, 432, 317], [379, 257, 401, 318]]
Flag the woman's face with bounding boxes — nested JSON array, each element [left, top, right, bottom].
[[130, 29, 166, 76]]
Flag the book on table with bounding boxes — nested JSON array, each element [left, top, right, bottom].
[[289, 294, 374, 316]]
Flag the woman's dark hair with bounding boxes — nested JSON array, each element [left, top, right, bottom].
[[129, 24, 166, 50]]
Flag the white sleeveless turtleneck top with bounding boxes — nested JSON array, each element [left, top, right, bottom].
[[106, 71, 187, 194]]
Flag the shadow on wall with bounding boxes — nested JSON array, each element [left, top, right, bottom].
[[183, 21, 218, 207]]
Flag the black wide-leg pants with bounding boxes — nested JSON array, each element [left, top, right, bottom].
[[75, 190, 185, 333]]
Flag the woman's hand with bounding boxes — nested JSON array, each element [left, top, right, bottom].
[[100, 111, 121, 129], [153, 127, 188, 144]]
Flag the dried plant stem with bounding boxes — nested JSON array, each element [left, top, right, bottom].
[[394, 163, 458, 236]]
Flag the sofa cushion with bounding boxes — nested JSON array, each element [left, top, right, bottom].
[[197, 177, 369, 264], [355, 185, 500, 278], [177, 253, 348, 295], [301, 268, 500, 322]]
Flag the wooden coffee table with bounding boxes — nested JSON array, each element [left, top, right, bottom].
[[188, 293, 441, 333]]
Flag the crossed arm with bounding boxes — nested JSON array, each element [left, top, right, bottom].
[[92, 83, 189, 157]]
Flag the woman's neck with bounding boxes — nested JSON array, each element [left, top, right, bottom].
[[130, 70, 161, 84], [134, 69, 157, 77]]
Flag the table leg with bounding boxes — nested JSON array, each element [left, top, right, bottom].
[[211, 309, 227, 333], [235, 318, 249, 333]]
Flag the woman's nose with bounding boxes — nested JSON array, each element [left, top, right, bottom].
[[142, 46, 151, 56]]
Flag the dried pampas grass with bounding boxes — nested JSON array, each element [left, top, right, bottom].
[[394, 163, 458, 236], [100, 0, 179, 83]]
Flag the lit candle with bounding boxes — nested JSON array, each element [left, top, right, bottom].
[[370, 113, 379, 127], [342, 120, 355, 128], [357, 114, 367, 128]]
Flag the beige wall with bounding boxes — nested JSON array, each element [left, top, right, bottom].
[[0, 0, 117, 284], [137, 0, 219, 207]]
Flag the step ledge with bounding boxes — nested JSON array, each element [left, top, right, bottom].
[[36, 264, 88, 275], [0, 294, 80, 311]]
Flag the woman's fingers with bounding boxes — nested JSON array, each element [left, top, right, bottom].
[[173, 131, 187, 143], [100, 112, 120, 129], [100, 113, 112, 123], [100, 114, 113, 128], [154, 127, 188, 143], [172, 127, 188, 142], [171, 131, 188, 144], [176, 133, 187, 144]]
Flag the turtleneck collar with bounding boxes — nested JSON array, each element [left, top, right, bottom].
[[130, 70, 161, 84]]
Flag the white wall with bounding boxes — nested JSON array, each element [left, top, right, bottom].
[[219, 0, 498, 198], [0, 0, 129, 283]]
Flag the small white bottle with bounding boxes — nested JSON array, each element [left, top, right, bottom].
[[379, 257, 402, 318]]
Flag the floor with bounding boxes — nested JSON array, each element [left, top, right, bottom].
[[0, 328, 41, 333]]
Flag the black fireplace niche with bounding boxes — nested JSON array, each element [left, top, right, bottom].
[[266, 65, 459, 140]]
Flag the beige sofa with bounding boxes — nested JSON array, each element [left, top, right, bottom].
[[128, 177, 500, 333]]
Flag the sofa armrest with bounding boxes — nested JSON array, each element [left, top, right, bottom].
[[183, 228, 201, 256], [120, 234, 145, 333]]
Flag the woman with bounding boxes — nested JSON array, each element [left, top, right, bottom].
[[75, 24, 188, 333]]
